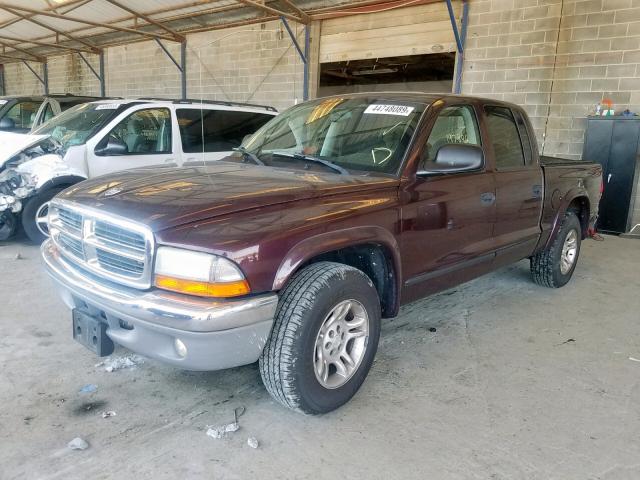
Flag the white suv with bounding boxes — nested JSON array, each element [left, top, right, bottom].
[[0, 98, 277, 242]]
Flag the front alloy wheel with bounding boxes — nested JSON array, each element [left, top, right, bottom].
[[35, 201, 51, 238], [259, 261, 381, 414], [314, 299, 369, 389]]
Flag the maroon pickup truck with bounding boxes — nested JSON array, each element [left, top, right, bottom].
[[42, 93, 602, 414]]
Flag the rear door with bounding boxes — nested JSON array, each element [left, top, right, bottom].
[[485, 105, 543, 261], [88, 105, 178, 177], [176, 107, 274, 164]]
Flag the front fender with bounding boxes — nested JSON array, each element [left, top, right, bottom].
[[17, 154, 86, 190], [272, 225, 402, 291]]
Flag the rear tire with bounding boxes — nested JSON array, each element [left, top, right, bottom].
[[259, 261, 381, 414], [22, 187, 65, 243], [531, 210, 582, 288]]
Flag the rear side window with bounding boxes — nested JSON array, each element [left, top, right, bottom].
[[177, 109, 273, 153], [484, 105, 525, 169]]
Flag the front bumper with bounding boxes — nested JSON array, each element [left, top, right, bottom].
[[41, 239, 278, 371]]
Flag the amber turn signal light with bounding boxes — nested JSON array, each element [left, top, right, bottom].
[[155, 275, 250, 298]]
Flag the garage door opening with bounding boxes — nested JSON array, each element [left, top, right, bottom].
[[318, 53, 455, 97]]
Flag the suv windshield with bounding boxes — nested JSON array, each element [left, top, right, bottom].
[[230, 96, 425, 175], [32, 103, 119, 148]]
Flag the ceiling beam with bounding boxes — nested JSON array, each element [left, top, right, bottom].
[[0, 5, 101, 53], [0, 3, 179, 42], [278, 0, 311, 23], [0, 41, 45, 62], [0, 0, 90, 30], [0, 51, 43, 62], [0, 31, 96, 54], [103, 0, 185, 42], [235, 0, 306, 23]]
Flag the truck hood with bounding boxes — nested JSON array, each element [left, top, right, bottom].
[[58, 162, 399, 231], [0, 132, 48, 166]]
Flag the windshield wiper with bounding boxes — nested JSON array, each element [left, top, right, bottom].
[[271, 151, 349, 175], [233, 146, 264, 166]]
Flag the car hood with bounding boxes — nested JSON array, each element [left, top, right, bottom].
[[0, 132, 48, 166], [58, 162, 399, 231]]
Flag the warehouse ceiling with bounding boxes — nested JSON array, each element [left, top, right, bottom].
[[0, 0, 433, 63]]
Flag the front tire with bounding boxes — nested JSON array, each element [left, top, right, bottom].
[[530, 210, 582, 288], [259, 261, 381, 414], [22, 187, 65, 243]]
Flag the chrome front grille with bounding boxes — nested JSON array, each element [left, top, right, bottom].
[[48, 200, 154, 289]]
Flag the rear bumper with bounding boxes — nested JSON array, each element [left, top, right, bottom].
[[41, 239, 278, 370]]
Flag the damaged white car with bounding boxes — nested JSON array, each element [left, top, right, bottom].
[[0, 98, 277, 242]]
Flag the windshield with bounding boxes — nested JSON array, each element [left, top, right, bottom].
[[32, 102, 119, 148], [230, 96, 426, 175]]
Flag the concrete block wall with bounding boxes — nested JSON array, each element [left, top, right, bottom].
[[2, 62, 46, 96], [462, 0, 640, 160]]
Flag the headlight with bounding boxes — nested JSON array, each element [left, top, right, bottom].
[[154, 246, 250, 298]]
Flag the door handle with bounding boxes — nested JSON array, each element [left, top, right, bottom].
[[480, 192, 496, 205]]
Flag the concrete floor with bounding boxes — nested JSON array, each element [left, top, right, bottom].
[[1, 235, 639, 480]]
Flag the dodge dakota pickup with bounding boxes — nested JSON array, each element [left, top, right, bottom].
[[41, 93, 602, 414]]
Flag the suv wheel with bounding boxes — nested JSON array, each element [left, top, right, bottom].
[[259, 261, 381, 414], [530, 210, 582, 288], [22, 187, 64, 243]]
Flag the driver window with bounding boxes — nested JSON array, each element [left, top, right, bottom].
[[105, 108, 172, 155], [6, 101, 43, 129], [423, 105, 480, 165]]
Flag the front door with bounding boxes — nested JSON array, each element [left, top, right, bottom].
[[89, 107, 178, 178], [401, 103, 496, 302]]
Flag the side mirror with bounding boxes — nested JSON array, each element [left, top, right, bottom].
[[95, 136, 128, 156], [418, 144, 484, 175], [0, 117, 16, 130]]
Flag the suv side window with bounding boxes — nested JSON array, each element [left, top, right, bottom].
[[484, 106, 525, 169], [177, 109, 273, 153], [423, 105, 481, 165], [6, 101, 43, 129], [103, 108, 172, 155]]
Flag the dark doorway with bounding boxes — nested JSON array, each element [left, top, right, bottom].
[[318, 53, 455, 97]]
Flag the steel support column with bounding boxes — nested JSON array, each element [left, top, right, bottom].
[[280, 16, 309, 101], [99, 51, 105, 96], [78, 51, 106, 96], [22, 60, 48, 94], [446, 0, 469, 94], [155, 38, 187, 100]]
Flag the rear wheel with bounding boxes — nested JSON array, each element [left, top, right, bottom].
[[22, 187, 65, 243], [531, 210, 582, 288], [259, 262, 381, 414]]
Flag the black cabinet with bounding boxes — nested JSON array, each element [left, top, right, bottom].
[[583, 117, 640, 233]]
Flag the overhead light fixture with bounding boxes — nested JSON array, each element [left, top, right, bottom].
[[352, 67, 398, 76]]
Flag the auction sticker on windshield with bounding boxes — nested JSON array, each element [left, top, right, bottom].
[[364, 104, 415, 116], [96, 104, 120, 110], [0, 100, 8, 105]]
